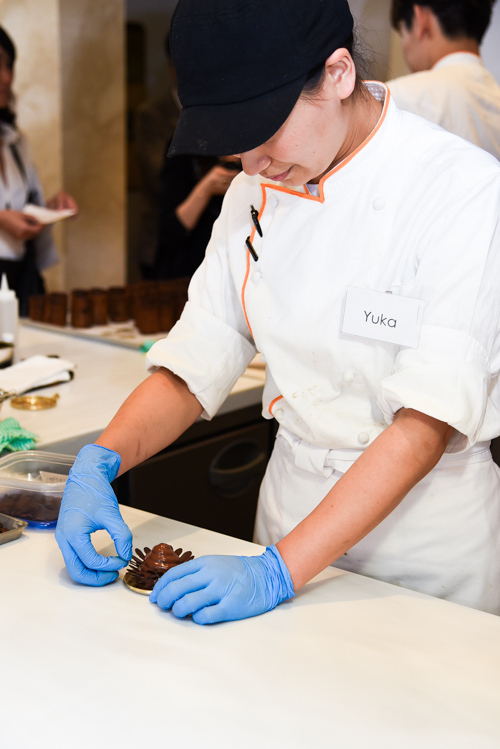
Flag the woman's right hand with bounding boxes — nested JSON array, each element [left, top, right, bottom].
[[55, 444, 133, 587], [0, 210, 43, 240]]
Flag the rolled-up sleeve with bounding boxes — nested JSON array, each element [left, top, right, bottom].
[[378, 170, 500, 449], [146, 300, 256, 418], [379, 326, 490, 447]]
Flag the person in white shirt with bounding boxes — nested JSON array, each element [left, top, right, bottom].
[[387, 1, 500, 159], [0, 26, 78, 313], [55, 0, 500, 623]]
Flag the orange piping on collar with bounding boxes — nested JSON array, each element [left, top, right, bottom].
[[269, 394, 283, 416], [315, 83, 391, 199], [258, 84, 391, 203], [261, 182, 321, 201]]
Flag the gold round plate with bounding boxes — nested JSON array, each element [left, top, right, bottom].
[[123, 571, 152, 595], [10, 394, 59, 411]]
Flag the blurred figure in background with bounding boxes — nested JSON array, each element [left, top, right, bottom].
[[0, 26, 78, 314], [387, 1, 500, 158], [135, 30, 239, 281], [154, 154, 240, 280], [134, 32, 181, 279]]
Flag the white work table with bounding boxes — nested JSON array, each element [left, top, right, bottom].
[[2, 504, 500, 748], [1, 324, 265, 454]]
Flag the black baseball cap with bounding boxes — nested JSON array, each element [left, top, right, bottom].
[[168, 0, 354, 157]]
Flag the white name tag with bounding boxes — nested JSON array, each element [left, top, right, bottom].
[[342, 287, 424, 348]]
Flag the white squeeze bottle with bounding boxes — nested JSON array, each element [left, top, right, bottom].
[[0, 273, 18, 367]]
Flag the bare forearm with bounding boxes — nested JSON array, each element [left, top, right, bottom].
[[95, 368, 203, 474], [175, 181, 212, 231], [277, 408, 454, 590], [175, 165, 236, 231]]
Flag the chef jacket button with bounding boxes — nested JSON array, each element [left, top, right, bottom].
[[275, 408, 285, 419], [252, 271, 263, 284], [372, 197, 385, 210], [268, 194, 279, 208], [343, 371, 354, 384], [357, 431, 370, 445]]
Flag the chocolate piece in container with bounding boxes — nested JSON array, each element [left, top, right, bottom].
[[124, 543, 194, 593], [0, 491, 61, 523], [71, 289, 92, 328]]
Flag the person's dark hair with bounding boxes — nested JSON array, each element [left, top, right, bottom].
[[390, 1, 495, 44], [301, 30, 371, 103], [0, 26, 16, 126]]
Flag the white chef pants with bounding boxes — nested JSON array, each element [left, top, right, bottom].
[[254, 427, 500, 615]]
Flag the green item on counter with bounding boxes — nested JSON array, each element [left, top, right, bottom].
[[0, 418, 39, 452], [140, 339, 156, 354]]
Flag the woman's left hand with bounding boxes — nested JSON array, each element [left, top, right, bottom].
[[46, 190, 79, 214], [150, 545, 295, 625]]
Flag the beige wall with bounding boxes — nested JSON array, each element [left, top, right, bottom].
[[0, 0, 126, 291]]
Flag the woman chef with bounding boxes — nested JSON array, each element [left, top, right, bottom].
[[56, 0, 500, 622]]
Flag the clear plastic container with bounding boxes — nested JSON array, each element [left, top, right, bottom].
[[0, 451, 75, 528]]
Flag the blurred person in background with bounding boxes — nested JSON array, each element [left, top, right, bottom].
[[0, 26, 78, 314], [387, 0, 500, 159], [154, 153, 240, 279], [144, 34, 240, 280], [134, 32, 181, 279], [136, 33, 238, 281]]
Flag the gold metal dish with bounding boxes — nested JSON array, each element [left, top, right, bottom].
[[10, 393, 60, 411], [123, 571, 152, 595]]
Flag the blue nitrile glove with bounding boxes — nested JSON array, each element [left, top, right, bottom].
[[150, 545, 295, 625], [55, 444, 133, 587]]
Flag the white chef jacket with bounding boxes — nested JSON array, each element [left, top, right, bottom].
[[387, 52, 500, 160], [147, 83, 500, 613], [0, 124, 58, 269]]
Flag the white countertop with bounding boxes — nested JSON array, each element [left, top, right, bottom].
[[0, 324, 265, 454], [2, 504, 500, 748]]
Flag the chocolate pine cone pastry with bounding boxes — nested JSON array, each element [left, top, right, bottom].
[[125, 543, 194, 591]]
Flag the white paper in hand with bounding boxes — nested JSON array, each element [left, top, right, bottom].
[[23, 204, 77, 225]]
